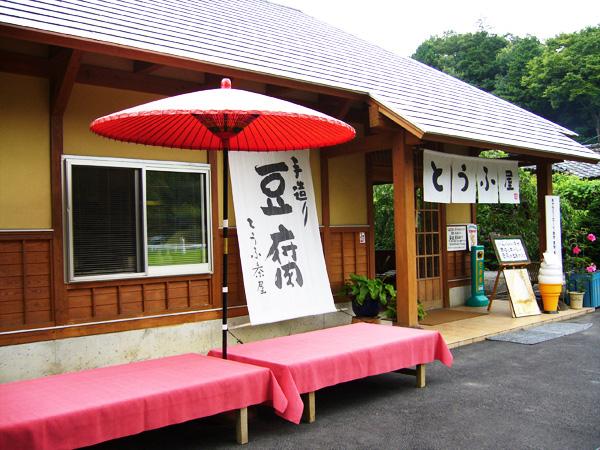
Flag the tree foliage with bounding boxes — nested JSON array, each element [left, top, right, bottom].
[[412, 25, 600, 143], [412, 30, 508, 92], [523, 27, 600, 142]]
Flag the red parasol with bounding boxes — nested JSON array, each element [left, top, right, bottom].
[[91, 78, 355, 358]]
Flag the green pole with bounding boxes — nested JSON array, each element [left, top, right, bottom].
[[466, 245, 489, 307]]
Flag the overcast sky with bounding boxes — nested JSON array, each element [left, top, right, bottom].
[[272, 0, 600, 56]]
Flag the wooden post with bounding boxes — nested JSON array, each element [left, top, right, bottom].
[[320, 152, 332, 276], [416, 364, 426, 388], [236, 407, 248, 444], [392, 131, 418, 327], [49, 49, 81, 325], [366, 154, 376, 278], [537, 161, 553, 257], [301, 391, 316, 423]]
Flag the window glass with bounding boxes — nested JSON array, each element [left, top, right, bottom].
[[66, 157, 211, 281], [72, 166, 142, 276], [146, 171, 208, 267]]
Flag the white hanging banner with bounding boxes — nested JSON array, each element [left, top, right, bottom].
[[451, 157, 477, 203], [498, 160, 520, 204], [423, 149, 452, 203], [477, 160, 499, 203], [545, 195, 562, 261], [229, 150, 335, 325]]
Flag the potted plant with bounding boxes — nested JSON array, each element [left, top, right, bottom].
[[382, 297, 427, 322], [342, 273, 396, 317], [565, 232, 597, 309]]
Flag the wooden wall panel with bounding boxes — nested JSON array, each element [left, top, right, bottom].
[[0, 232, 54, 331], [326, 227, 370, 292], [65, 277, 212, 323], [446, 250, 470, 286]]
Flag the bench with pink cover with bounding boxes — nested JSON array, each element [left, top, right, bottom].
[[0, 353, 287, 449], [209, 323, 453, 424]]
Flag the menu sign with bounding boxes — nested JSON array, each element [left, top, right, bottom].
[[491, 235, 530, 265]]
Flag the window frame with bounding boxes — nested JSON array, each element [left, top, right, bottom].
[[63, 155, 213, 283]]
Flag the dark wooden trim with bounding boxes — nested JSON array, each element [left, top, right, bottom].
[[50, 49, 81, 116], [0, 307, 248, 347], [440, 204, 449, 308], [208, 151, 222, 311], [422, 133, 595, 163], [365, 154, 376, 278], [0, 231, 53, 240], [64, 273, 212, 290], [323, 133, 393, 159], [0, 49, 49, 77], [392, 131, 418, 326], [537, 162, 553, 256], [0, 24, 363, 101], [49, 115, 67, 325], [77, 64, 204, 96], [320, 152, 331, 274], [448, 278, 470, 288], [133, 61, 162, 74]]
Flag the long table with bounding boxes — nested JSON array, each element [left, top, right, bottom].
[[0, 354, 287, 449], [209, 322, 453, 424]]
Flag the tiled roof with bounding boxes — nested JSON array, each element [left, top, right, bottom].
[[1, 0, 597, 161], [554, 145, 600, 178]]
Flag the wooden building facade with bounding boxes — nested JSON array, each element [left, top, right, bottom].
[[0, 1, 597, 378]]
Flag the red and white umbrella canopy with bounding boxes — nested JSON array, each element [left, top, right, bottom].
[[90, 79, 355, 150]]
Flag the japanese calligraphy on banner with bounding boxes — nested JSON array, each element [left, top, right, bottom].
[[545, 195, 562, 260], [229, 150, 336, 325], [423, 150, 452, 203], [423, 149, 519, 204]]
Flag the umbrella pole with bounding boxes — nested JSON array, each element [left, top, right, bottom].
[[221, 139, 230, 359]]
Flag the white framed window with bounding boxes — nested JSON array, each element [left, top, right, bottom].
[[63, 155, 212, 282]]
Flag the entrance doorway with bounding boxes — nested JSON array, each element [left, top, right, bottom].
[[369, 150, 444, 311]]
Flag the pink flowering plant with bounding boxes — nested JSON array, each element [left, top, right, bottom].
[[565, 232, 597, 292]]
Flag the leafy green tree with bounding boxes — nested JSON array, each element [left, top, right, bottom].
[[494, 36, 553, 115], [373, 184, 394, 250], [523, 26, 600, 143], [412, 30, 508, 92]]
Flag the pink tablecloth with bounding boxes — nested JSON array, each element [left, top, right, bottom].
[[0, 354, 287, 450], [209, 323, 453, 424]]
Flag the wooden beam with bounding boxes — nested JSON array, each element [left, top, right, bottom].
[[368, 103, 396, 131], [323, 133, 393, 159], [537, 161, 553, 257], [77, 64, 203, 96], [51, 48, 82, 116], [0, 50, 49, 77], [133, 61, 162, 74], [392, 131, 418, 327], [0, 24, 363, 101]]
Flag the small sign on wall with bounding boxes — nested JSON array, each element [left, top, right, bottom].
[[447, 225, 467, 251]]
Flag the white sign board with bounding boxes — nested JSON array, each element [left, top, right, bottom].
[[476, 160, 499, 203], [493, 238, 529, 263], [545, 195, 562, 260], [447, 225, 467, 251], [229, 150, 336, 325]]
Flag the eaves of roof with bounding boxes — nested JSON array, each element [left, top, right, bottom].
[[0, 0, 598, 163]]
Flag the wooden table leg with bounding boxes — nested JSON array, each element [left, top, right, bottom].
[[416, 364, 426, 388], [236, 407, 248, 444], [301, 391, 315, 423]]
